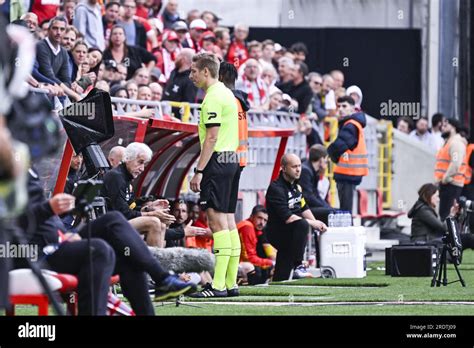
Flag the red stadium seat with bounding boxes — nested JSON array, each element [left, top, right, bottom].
[[7, 270, 120, 316], [357, 189, 405, 227]]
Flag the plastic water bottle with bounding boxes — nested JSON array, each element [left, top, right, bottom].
[[328, 212, 334, 227], [346, 212, 353, 227], [335, 211, 341, 227], [343, 211, 349, 227]]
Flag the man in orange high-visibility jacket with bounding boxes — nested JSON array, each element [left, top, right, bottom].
[[327, 96, 369, 213], [435, 118, 467, 220]]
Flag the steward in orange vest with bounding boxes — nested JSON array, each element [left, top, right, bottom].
[[463, 144, 474, 186], [218, 61, 249, 168], [434, 134, 467, 187], [233, 90, 249, 167], [328, 113, 369, 179], [434, 118, 467, 221], [327, 100, 368, 213]]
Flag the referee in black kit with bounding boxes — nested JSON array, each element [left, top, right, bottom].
[[266, 153, 327, 281]]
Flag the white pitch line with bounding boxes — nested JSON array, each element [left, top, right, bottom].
[[266, 285, 381, 289], [177, 301, 474, 307]]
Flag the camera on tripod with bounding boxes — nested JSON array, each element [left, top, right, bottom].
[[457, 196, 473, 211]]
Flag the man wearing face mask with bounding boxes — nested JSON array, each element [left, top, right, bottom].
[[434, 118, 468, 221]]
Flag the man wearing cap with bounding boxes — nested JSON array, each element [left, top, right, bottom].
[[227, 23, 249, 68], [173, 20, 189, 43], [435, 118, 468, 220], [183, 18, 207, 53], [201, 30, 218, 54], [155, 30, 181, 83]]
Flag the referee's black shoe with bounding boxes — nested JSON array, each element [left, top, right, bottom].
[[227, 286, 239, 297], [188, 283, 228, 298]]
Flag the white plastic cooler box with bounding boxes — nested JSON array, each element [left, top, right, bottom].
[[320, 226, 367, 278]]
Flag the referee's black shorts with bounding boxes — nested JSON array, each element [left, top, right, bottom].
[[199, 152, 240, 213]]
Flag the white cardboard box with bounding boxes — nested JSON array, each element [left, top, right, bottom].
[[320, 226, 367, 278]]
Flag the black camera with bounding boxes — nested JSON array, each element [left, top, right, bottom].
[[458, 196, 473, 211]]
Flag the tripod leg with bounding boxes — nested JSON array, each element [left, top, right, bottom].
[[437, 247, 446, 287], [452, 262, 466, 287], [442, 254, 448, 286], [431, 248, 443, 287]]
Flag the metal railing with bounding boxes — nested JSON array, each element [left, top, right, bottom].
[[377, 120, 393, 209], [323, 117, 339, 206], [32, 87, 394, 211]]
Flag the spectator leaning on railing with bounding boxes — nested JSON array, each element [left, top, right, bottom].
[[235, 58, 267, 110], [162, 48, 198, 116], [276, 61, 313, 114]]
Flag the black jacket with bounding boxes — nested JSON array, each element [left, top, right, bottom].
[[407, 199, 445, 241], [19, 168, 69, 256], [162, 68, 198, 105], [265, 172, 309, 229], [327, 112, 367, 185], [299, 160, 331, 209], [101, 163, 141, 220], [165, 223, 185, 248], [276, 80, 313, 114], [233, 89, 250, 112], [103, 45, 156, 80]]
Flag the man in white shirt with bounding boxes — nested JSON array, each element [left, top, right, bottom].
[[409, 116, 436, 151]]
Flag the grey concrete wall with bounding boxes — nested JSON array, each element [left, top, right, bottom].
[[391, 129, 436, 212]]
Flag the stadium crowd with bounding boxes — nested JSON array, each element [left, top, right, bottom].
[[3, 0, 365, 122]]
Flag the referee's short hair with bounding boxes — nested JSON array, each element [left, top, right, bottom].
[[192, 52, 220, 78]]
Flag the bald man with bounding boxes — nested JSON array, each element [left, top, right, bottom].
[[265, 153, 327, 281], [108, 146, 126, 168]]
